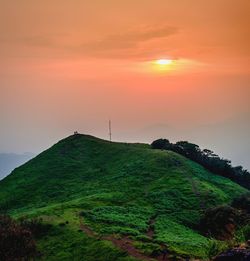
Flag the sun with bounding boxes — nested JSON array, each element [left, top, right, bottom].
[[136, 58, 200, 74], [155, 59, 173, 65]]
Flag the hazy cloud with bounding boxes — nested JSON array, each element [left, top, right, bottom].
[[0, 25, 177, 59], [0, 33, 68, 49], [77, 25, 178, 57]]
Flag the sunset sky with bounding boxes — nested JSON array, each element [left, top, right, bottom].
[[0, 0, 250, 169]]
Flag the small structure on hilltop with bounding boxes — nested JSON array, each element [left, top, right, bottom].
[[74, 131, 78, 135]]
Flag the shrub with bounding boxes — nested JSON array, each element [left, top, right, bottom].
[[0, 215, 37, 260], [151, 139, 171, 150], [206, 240, 227, 259], [232, 193, 250, 213], [242, 225, 250, 241], [200, 206, 242, 240], [19, 217, 52, 238]]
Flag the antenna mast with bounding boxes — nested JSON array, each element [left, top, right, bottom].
[[109, 120, 112, 142]]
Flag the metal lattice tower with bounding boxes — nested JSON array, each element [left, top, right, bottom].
[[109, 120, 112, 142]]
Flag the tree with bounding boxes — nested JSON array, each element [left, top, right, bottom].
[[151, 139, 171, 150]]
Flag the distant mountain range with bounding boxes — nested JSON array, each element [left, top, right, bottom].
[[0, 152, 35, 180]]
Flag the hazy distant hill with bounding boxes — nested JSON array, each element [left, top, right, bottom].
[[0, 153, 34, 180], [0, 134, 247, 260]]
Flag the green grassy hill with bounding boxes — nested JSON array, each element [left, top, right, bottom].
[[0, 134, 247, 260]]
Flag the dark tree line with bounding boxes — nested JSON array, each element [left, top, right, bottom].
[[151, 139, 250, 190]]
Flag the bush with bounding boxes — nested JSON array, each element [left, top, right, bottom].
[[19, 217, 52, 238], [151, 139, 171, 150], [200, 206, 242, 240], [242, 225, 250, 241], [232, 193, 250, 213], [206, 240, 227, 259], [0, 215, 37, 260]]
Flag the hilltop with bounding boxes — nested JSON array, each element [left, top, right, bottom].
[[0, 134, 248, 260]]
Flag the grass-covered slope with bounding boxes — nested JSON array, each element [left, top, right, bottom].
[[0, 134, 247, 260]]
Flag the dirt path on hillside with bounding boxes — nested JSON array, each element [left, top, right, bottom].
[[79, 216, 170, 261], [79, 219, 97, 238], [146, 217, 170, 261], [146, 217, 156, 238], [105, 235, 154, 261]]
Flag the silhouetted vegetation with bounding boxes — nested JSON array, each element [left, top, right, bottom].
[[0, 215, 37, 260], [242, 225, 250, 241], [232, 193, 250, 213], [19, 217, 52, 238], [151, 139, 171, 150], [200, 206, 242, 240], [151, 139, 250, 190], [200, 194, 250, 241]]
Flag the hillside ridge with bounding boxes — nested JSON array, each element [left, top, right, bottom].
[[0, 133, 248, 260]]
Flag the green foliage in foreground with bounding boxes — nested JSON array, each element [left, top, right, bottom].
[[0, 134, 247, 260], [154, 216, 209, 257], [32, 209, 135, 261], [82, 206, 153, 234]]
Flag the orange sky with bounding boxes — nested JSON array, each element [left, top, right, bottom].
[[0, 0, 250, 168]]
